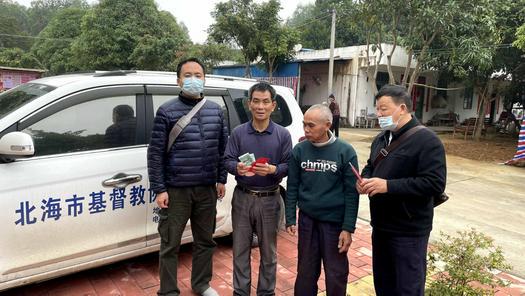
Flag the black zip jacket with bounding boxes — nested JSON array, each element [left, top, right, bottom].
[[361, 117, 446, 236]]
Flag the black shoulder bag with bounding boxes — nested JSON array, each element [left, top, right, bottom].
[[372, 125, 448, 207]]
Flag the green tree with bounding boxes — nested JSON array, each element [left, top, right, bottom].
[[209, 0, 259, 77], [427, 0, 514, 140], [514, 24, 525, 51], [172, 42, 243, 74], [28, 0, 89, 35], [72, 0, 189, 71], [287, 0, 363, 50], [31, 7, 87, 74], [255, 0, 299, 79], [0, 0, 32, 50], [0, 47, 43, 69], [495, 1, 525, 115]]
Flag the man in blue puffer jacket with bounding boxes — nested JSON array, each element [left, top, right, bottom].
[[147, 58, 228, 296]]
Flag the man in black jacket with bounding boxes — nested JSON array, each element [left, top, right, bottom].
[[357, 85, 446, 296], [147, 58, 228, 296]]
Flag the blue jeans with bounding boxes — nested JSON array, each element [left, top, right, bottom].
[[294, 211, 349, 296]]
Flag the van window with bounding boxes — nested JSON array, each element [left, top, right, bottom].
[[22, 96, 137, 156], [231, 92, 292, 127], [152, 95, 230, 130], [0, 83, 55, 120]]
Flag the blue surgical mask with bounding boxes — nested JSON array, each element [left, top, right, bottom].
[[378, 105, 403, 131], [182, 77, 204, 97]]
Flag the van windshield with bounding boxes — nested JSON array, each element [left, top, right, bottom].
[[0, 83, 55, 120]]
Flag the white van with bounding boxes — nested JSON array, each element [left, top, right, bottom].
[[0, 71, 303, 291]]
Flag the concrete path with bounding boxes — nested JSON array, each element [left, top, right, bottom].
[[340, 128, 525, 278]]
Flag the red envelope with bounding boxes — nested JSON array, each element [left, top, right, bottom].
[[248, 157, 270, 172], [350, 162, 363, 183]]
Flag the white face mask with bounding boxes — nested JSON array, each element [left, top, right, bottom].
[[181, 76, 204, 97], [378, 105, 403, 131]]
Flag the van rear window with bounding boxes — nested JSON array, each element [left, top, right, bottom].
[[0, 83, 55, 119]]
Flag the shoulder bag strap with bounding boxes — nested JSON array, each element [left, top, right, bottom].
[[373, 125, 426, 167], [166, 98, 207, 153]]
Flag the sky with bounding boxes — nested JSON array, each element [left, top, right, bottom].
[[13, 0, 315, 44]]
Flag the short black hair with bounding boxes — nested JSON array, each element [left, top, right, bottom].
[[113, 104, 134, 121], [248, 82, 276, 101], [375, 84, 412, 110], [329, 94, 335, 99], [176, 58, 206, 78]]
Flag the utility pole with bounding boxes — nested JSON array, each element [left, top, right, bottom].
[[327, 8, 336, 98]]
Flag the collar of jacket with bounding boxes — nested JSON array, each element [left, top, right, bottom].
[[388, 116, 419, 141], [179, 92, 204, 106], [311, 130, 336, 147]]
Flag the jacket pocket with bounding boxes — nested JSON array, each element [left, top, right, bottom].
[[158, 209, 169, 244]]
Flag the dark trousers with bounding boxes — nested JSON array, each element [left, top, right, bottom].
[[157, 186, 217, 296], [232, 186, 281, 296], [330, 115, 340, 137], [294, 211, 349, 296], [372, 230, 430, 296]]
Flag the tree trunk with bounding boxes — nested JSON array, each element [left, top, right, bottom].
[[372, 32, 384, 94], [407, 31, 437, 93], [387, 15, 399, 84], [407, 59, 421, 94], [474, 85, 488, 141], [402, 48, 413, 87], [244, 57, 251, 78], [386, 54, 395, 84], [268, 60, 273, 80]]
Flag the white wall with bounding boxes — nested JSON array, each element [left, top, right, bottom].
[[299, 62, 347, 108]]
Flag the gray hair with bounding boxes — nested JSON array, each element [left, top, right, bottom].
[[306, 104, 333, 123]]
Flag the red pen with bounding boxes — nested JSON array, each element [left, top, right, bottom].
[[350, 162, 363, 183]]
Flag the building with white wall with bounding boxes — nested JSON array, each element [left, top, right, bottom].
[[214, 44, 506, 126]]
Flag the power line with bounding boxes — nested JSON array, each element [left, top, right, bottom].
[[0, 33, 72, 42], [288, 11, 332, 29], [412, 44, 515, 55]]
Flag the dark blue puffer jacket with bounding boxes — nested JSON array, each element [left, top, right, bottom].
[[147, 95, 228, 193]]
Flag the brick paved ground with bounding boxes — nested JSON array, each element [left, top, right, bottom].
[[5, 219, 525, 295]]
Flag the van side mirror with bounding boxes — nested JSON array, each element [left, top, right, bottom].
[[0, 132, 35, 163]]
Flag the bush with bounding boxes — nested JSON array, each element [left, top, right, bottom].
[[426, 228, 511, 296]]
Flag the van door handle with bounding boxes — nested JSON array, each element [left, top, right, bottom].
[[102, 173, 142, 188]]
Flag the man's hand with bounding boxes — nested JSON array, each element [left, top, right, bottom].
[[361, 177, 388, 197], [338, 230, 352, 253], [236, 162, 249, 176], [216, 183, 225, 200], [156, 192, 169, 208], [253, 163, 276, 176], [286, 225, 296, 236], [356, 179, 367, 194]]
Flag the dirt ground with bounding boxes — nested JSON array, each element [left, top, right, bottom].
[[439, 133, 519, 163], [359, 130, 520, 164]]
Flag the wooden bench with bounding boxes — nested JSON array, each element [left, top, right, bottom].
[[453, 117, 486, 140]]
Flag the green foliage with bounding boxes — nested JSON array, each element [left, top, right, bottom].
[[27, 0, 89, 35], [286, 0, 363, 50], [514, 23, 525, 51], [72, 0, 189, 71], [255, 0, 299, 78], [209, 0, 260, 76], [0, 0, 32, 50], [209, 0, 299, 77], [427, 229, 511, 295], [173, 42, 242, 73], [0, 47, 42, 69], [30, 7, 87, 74]]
